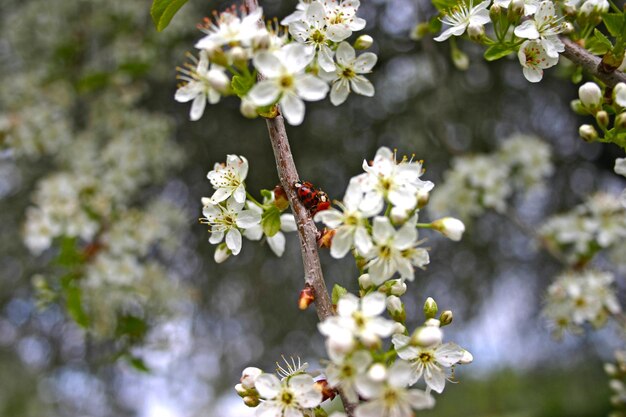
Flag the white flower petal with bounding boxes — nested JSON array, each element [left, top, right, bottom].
[[255, 374, 281, 399], [296, 74, 329, 101], [248, 80, 280, 106], [225, 228, 242, 255], [280, 93, 306, 125]]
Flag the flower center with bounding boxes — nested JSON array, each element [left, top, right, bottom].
[[281, 390, 294, 405], [353, 312, 366, 328], [419, 351, 434, 364], [383, 388, 398, 406], [341, 364, 354, 377], [379, 245, 392, 260], [311, 29, 326, 45], [342, 67, 356, 79], [280, 75, 294, 89]]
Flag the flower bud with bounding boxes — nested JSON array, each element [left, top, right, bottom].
[[240, 98, 258, 119], [614, 82, 626, 108], [596, 110, 609, 129], [410, 23, 430, 40], [367, 363, 387, 382], [570, 99, 586, 115], [207, 69, 230, 94], [354, 34, 374, 50], [273, 185, 290, 211], [439, 310, 453, 326], [424, 318, 441, 327], [467, 23, 485, 41], [451, 47, 469, 71], [578, 82, 602, 112], [389, 279, 407, 296], [605, 363, 618, 376], [562, 22, 575, 34], [615, 113, 626, 130], [214, 243, 231, 263], [358, 273, 373, 290], [230, 46, 249, 68], [241, 367, 263, 389], [299, 284, 315, 310], [423, 297, 438, 319], [243, 396, 260, 407], [390, 206, 410, 224], [458, 349, 474, 364], [411, 325, 443, 347], [391, 322, 406, 334], [417, 189, 430, 208], [579, 124, 598, 142], [432, 217, 465, 241], [489, 3, 502, 20], [386, 295, 404, 321], [508, 0, 525, 20], [610, 379, 625, 392], [235, 383, 247, 396]]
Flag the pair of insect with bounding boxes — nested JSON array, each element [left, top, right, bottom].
[[293, 180, 330, 215]]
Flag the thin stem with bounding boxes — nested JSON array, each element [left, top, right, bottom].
[[246, 191, 264, 208]]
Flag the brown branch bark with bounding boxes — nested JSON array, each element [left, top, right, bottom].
[[561, 36, 626, 88], [243, 0, 357, 415]]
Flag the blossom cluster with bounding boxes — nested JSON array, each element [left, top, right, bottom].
[[429, 134, 553, 221], [605, 350, 626, 414], [176, 1, 377, 125], [573, 82, 626, 145], [200, 154, 297, 262], [542, 269, 621, 338], [425, 0, 570, 82], [228, 147, 473, 415], [539, 192, 626, 266]]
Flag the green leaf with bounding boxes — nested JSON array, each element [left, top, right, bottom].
[[61, 275, 89, 328], [150, 0, 189, 32], [602, 13, 625, 37], [586, 29, 613, 54], [55, 237, 84, 267], [261, 206, 281, 237], [77, 72, 110, 93], [231, 74, 256, 98], [116, 315, 148, 341], [127, 356, 151, 373], [483, 44, 517, 61], [331, 285, 348, 305]]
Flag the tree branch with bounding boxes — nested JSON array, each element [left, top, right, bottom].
[[243, 0, 357, 415], [560, 36, 626, 88]]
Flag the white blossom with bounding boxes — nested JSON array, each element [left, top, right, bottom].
[[392, 334, 468, 393], [201, 197, 261, 255], [175, 51, 228, 121], [365, 216, 429, 285], [206, 154, 249, 204], [513, 1, 564, 58], [249, 43, 329, 125], [314, 180, 377, 258], [355, 361, 435, 417], [614, 82, 626, 107], [325, 350, 372, 403], [322, 42, 377, 106], [195, 7, 265, 51], [517, 39, 559, 82], [255, 373, 322, 417], [434, 0, 491, 42]]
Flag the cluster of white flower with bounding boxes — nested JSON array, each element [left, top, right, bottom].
[[315, 147, 468, 287], [543, 269, 621, 337], [573, 82, 626, 144], [237, 294, 472, 416], [539, 192, 626, 265], [429, 134, 552, 221], [176, 1, 377, 125], [605, 350, 626, 413], [617, 158, 626, 208], [200, 154, 297, 262], [432, 0, 567, 82]]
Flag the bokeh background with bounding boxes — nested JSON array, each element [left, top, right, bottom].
[[1, 0, 625, 416]]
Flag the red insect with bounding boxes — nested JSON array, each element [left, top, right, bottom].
[[294, 180, 331, 215]]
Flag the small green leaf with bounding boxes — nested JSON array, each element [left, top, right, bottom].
[[260, 189, 274, 201], [331, 285, 348, 305], [55, 237, 84, 267], [261, 206, 281, 237], [231, 74, 256, 98], [77, 72, 110, 93], [602, 13, 624, 37], [586, 29, 613, 54], [127, 356, 151, 373], [61, 276, 89, 328], [150, 0, 189, 32], [116, 315, 148, 341], [428, 16, 442, 34], [483, 44, 517, 61]]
